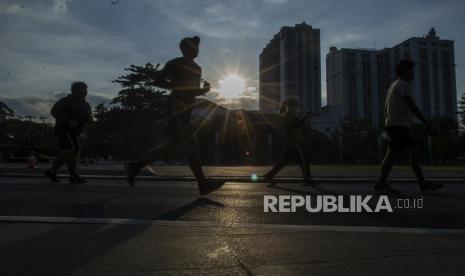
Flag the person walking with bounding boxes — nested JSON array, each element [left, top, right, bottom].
[[45, 82, 92, 184], [375, 59, 443, 195], [263, 98, 315, 186]]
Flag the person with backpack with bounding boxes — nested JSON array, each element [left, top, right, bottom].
[[45, 82, 92, 184]]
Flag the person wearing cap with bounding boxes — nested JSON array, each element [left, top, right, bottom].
[[263, 97, 315, 186], [45, 82, 92, 184], [375, 59, 443, 195], [127, 36, 223, 195]]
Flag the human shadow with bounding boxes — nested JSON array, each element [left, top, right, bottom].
[[0, 195, 226, 275], [266, 182, 339, 196], [154, 197, 225, 220], [267, 183, 318, 196]]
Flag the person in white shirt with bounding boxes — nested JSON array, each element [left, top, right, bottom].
[[375, 59, 443, 195]]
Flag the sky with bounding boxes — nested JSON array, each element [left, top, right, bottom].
[[1, 0, 464, 118]]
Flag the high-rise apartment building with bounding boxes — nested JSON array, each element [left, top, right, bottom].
[[259, 23, 321, 113], [326, 28, 457, 127], [326, 47, 387, 127]]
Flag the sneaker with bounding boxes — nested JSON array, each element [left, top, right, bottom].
[[373, 184, 400, 196], [127, 161, 141, 187], [419, 182, 443, 192], [146, 164, 159, 176], [44, 170, 59, 183], [69, 174, 86, 184], [198, 179, 225, 196]]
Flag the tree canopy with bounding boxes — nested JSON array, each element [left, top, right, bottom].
[[0, 101, 14, 120]]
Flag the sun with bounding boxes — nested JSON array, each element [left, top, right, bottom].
[[219, 74, 246, 98]]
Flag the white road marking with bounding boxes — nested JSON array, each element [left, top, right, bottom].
[[1, 215, 464, 235], [1, 173, 465, 183]]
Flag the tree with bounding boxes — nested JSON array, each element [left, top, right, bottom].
[[112, 63, 163, 89], [93, 103, 107, 121], [82, 62, 169, 160], [340, 117, 379, 163], [0, 101, 14, 121], [111, 63, 168, 114], [111, 87, 166, 113], [427, 117, 462, 163]]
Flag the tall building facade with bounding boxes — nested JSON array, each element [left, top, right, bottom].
[[259, 23, 321, 113], [326, 28, 457, 127], [326, 47, 388, 127]]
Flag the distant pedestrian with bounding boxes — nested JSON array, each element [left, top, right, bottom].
[[375, 59, 443, 195], [263, 98, 315, 185], [45, 82, 92, 184]]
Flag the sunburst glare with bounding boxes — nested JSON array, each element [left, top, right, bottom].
[[218, 74, 246, 98]]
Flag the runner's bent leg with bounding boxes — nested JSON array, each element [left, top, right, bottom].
[[50, 150, 73, 173], [407, 146, 426, 184], [265, 147, 294, 178], [66, 136, 80, 176], [378, 148, 401, 186], [296, 144, 310, 180]]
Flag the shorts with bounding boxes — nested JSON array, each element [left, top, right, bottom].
[[385, 126, 416, 149], [55, 128, 81, 151]]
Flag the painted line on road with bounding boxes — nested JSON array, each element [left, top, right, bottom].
[[1, 215, 465, 235], [1, 173, 465, 184]]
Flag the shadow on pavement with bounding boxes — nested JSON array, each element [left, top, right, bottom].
[[154, 197, 225, 220], [0, 193, 225, 274]]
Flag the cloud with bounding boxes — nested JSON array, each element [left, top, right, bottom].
[[0, 0, 464, 114], [4, 3, 23, 14], [0, 92, 111, 118], [53, 0, 70, 14], [151, 0, 266, 39], [211, 95, 259, 111], [205, 85, 259, 110], [264, 0, 287, 4], [0, 96, 56, 118], [0, 0, 143, 99]]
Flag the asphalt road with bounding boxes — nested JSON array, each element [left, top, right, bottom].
[[1, 176, 465, 275], [1, 177, 464, 228]]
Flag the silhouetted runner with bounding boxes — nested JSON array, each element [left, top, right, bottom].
[[127, 36, 223, 195], [375, 59, 443, 195], [45, 82, 92, 184], [263, 98, 315, 186]]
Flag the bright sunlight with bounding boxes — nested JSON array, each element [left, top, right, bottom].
[[218, 74, 246, 98]]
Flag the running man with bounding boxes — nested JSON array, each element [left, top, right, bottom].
[[45, 82, 92, 184], [127, 36, 223, 195], [375, 59, 443, 195]]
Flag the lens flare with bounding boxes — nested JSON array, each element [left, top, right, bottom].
[[219, 74, 246, 98]]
